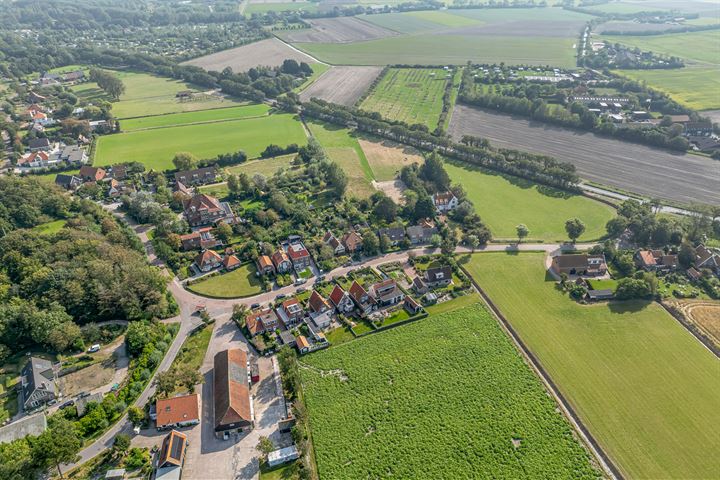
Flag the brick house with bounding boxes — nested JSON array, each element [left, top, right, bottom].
[[246, 308, 280, 336], [349, 281, 378, 316], [370, 279, 405, 306], [322, 231, 345, 255], [183, 193, 234, 227], [278, 298, 304, 328], [287, 243, 312, 271], [194, 249, 222, 272], [550, 254, 608, 277], [329, 285, 354, 314], [341, 231, 363, 253], [271, 249, 292, 274], [174, 166, 219, 186], [180, 228, 219, 251], [424, 265, 453, 288], [432, 192, 458, 213], [635, 250, 678, 272], [256, 255, 275, 275], [308, 291, 332, 314]]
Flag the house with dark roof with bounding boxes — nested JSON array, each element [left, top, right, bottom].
[[310, 311, 332, 329], [174, 167, 219, 186], [180, 228, 219, 251], [155, 430, 188, 480], [271, 249, 292, 274], [349, 281, 377, 316], [214, 350, 253, 438], [694, 244, 720, 273], [635, 250, 678, 272], [406, 222, 437, 244], [156, 394, 200, 430], [256, 255, 275, 276], [287, 243, 312, 271], [194, 250, 222, 272], [412, 276, 428, 294], [322, 231, 345, 255], [586, 289, 614, 301], [341, 231, 363, 253], [404, 296, 422, 315], [370, 279, 405, 306], [55, 174, 82, 191], [378, 227, 406, 246], [22, 357, 57, 410], [28, 137, 51, 152], [183, 193, 234, 227], [278, 330, 297, 347], [550, 254, 607, 277], [308, 291, 331, 314], [424, 265, 453, 288], [329, 285, 354, 314]]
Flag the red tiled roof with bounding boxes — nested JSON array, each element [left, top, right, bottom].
[[156, 394, 199, 428], [195, 249, 222, 266], [349, 281, 368, 302], [433, 191, 456, 205], [638, 250, 656, 266], [329, 285, 346, 306], [213, 349, 252, 430], [18, 151, 49, 165], [256, 255, 273, 269], [341, 231, 362, 250], [271, 249, 290, 267], [287, 243, 310, 260], [224, 254, 241, 268], [296, 335, 310, 350], [308, 291, 330, 313], [184, 193, 222, 212]]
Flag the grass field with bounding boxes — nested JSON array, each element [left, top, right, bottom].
[[445, 162, 615, 241], [187, 263, 263, 298], [306, 121, 375, 198], [612, 67, 720, 110], [95, 114, 306, 170], [245, 1, 318, 15], [357, 137, 424, 182], [293, 63, 331, 93], [225, 154, 299, 178], [462, 252, 720, 479], [296, 35, 578, 67], [32, 219, 67, 235], [120, 104, 270, 131], [301, 304, 599, 478], [360, 68, 448, 129], [72, 71, 245, 119], [601, 30, 720, 65]]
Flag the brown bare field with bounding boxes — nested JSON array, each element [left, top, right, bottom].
[[326, 147, 374, 198], [299, 66, 382, 106], [279, 17, 397, 43], [372, 179, 407, 204], [182, 38, 316, 72], [448, 105, 720, 206], [358, 137, 423, 181], [58, 360, 115, 397], [667, 300, 720, 346]]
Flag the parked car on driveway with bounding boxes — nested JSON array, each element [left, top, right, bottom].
[[87, 344, 101, 353]]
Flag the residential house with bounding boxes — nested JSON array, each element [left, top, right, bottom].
[[424, 265, 453, 288], [0, 413, 47, 445], [174, 167, 219, 186], [213, 349, 253, 438], [550, 254, 608, 277], [278, 330, 297, 347], [155, 394, 200, 430], [404, 296, 422, 315], [308, 291, 331, 314], [341, 231, 363, 253], [635, 250, 678, 272], [28, 138, 51, 152], [370, 279, 405, 306], [17, 151, 52, 169], [686, 267, 702, 281], [329, 285, 355, 314], [278, 298, 304, 328], [110, 164, 128, 180], [54, 174, 82, 191], [223, 254, 241, 271], [309, 311, 332, 329], [378, 227, 405, 246], [183, 193, 234, 227], [79, 165, 107, 182], [432, 192, 458, 213], [271, 249, 292, 274], [256, 255, 275, 276], [412, 276, 428, 294], [322, 231, 345, 255], [155, 430, 188, 480], [684, 122, 713, 137], [22, 357, 57, 410], [287, 243, 312, 271], [55, 145, 88, 164], [180, 228, 219, 251], [246, 308, 280, 337], [194, 250, 222, 272], [296, 335, 311, 354], [407, 220, 437, 244], [694, 244, 720, 273], [349, 281, 378, 316]]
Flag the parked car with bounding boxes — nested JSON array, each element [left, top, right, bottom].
[[251, 303, 260, 309], [87, 344, 101, 353], [297, 287, 306, 293], [276, 293, 287, 300], [59, 400, 75, 410], [77, 391, 90, 399]]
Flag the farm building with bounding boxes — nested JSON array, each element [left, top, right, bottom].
[[268, 445, 300, 467], [550, 254, 608, 277], [156, 430, 188, 480], [214, 349, 254, 439]]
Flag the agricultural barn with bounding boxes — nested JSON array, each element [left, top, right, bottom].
[[214, 349, 254, 439]]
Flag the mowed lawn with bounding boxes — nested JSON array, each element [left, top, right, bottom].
[[360, 68, 449, 129], [120, 104, 270, 131], [301, 304, 599, 479], [72, 71, 245, 119], [94, 114, 306, 170], [445, 162, 615, 241], [613, 67, 720, 110], [462, 253, 720, 479], [187, 263, 263, 298]]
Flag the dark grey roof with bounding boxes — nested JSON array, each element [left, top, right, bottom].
[[55, 174, 81, 187], [426, 265, 452, 283], [279, 330, 296, 345], [0, 413, 47, 444], [22, 357, 55, 402], [588, 289, 614, 299], [28, 138, 50, 149], [378, 227, 405, 241]]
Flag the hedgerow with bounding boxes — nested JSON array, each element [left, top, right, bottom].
[[300, 304, 600, 479]]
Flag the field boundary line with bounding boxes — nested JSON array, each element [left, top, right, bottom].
[[117, 103, 256, 121], [121, 112, 271, 132], [658, 301, 720, 358], [459, 259, 623, 480], [272, 34, 330, 66]]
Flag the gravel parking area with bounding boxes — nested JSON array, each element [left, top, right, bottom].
[[300, 66, 382, 106], [449, 105, 720, 206]]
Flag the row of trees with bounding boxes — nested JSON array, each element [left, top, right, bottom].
[[89, 68, 125, 100]]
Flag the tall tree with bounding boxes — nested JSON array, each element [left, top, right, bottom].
[[516, 224, 529, 243], [172, 152, 198, 171], [565, 218, 586, 242], [31, 418, 82, 479]]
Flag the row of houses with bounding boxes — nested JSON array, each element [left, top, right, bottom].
[[320, 219, 439, 257], [256, 241, 311, 276], [18, 142, 88, 170]]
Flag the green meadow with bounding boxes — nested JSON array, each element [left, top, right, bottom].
[[612, 67, 720, 110], [120, 104, 270, 131]]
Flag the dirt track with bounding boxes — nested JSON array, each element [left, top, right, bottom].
[[182, 38, 316, 72], [449, 105, 720, 205], [300, 66, 382, 106], [279, 17, 397, 43]]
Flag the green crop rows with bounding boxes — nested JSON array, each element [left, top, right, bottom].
[[300, 304, 599, 479]]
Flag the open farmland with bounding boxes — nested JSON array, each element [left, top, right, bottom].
[[665, 300, 720, 346], [277, 17, 397, 43], [358, 137, 423, 182], [301, 304, 600, 479], [600, 30, 720, 66], [612, 67, 720, 110], [449, 105, 720, 205], [95, 114, 306, 171], [182, 38, 317, 72], [120, 104, 270, 131], [244, 0, 319, 15], [445, 162, 615, 242], [299, 66, 382, 106], [360, 68, 449, 129], [462, 253, 720, 479]]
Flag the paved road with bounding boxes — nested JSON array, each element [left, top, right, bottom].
[[581, 184, 715, 217]]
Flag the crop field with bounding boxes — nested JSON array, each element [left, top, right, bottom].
[[360, 68, 449, 129], [183, 38, 316, 72], [244, 1, 319, 15], [277, 17, 398, 43], [293, 63, 331, 93], [357, 137, 423, 182], [299, 66, 382, 106], [462, 253, 720, 479], [612, 66, 720, 110], [187, 263, 263, 298], [307, 121, 375, 198], [72, 71, 243, 119], [301, 304, 599, 479], [449, 105, 720, 205], [601, 30, 720, 65], [95, 114, 306, 171], [120, 104, 270, 131], [445, 162, 615, 241]]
